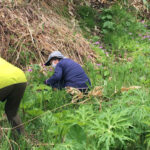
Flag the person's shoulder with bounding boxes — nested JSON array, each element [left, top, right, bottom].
[[60, 58, 80, 66], [60, 58, 72, 63], [57, 58, 69, 66], [62, 58, 71, 61]]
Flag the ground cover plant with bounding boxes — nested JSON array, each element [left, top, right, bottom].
[[1, 2, 150, 150]]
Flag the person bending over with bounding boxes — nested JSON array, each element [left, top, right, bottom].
[[44, 51, 91, 92], [0, 57, 27, 134]]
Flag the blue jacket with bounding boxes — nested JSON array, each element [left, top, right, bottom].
[[46, 58, 91, 89]]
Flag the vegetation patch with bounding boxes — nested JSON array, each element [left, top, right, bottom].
[[0, 0, 97, 67]]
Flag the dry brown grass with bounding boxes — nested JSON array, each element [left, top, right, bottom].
[[0, 0, 97, 67]]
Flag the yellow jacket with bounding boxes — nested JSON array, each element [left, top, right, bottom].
[[0, 57, 27, 89]]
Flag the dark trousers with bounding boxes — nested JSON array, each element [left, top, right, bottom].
[[0, 83, 26, 134]]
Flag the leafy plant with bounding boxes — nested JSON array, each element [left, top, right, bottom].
[[88, 109, 133, 150], [98, 8, 115, 34], [76, 5, 97, 30]]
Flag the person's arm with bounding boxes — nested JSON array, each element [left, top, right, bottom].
[[45, 64, 63, 87]]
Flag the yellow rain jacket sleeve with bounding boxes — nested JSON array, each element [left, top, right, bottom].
[[0, 57, 27, 89]]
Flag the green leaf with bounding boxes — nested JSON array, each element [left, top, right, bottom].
[[104, 71, 110, 77], [34, 84, 51, 91], [26, 108, 44, 116], [106, 15, 112, 20], [103, 21, 114, 29], [66, 124, 86, 144]]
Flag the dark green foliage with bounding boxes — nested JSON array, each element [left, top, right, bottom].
[[76, 5, 97, 30], [76, 5, 99, 38]]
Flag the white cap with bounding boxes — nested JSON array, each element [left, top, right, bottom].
[[45, 51, 65, 66]]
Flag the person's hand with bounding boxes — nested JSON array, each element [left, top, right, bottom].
[[44, 80, 47, 85]]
